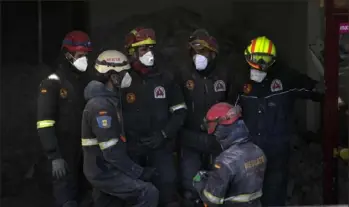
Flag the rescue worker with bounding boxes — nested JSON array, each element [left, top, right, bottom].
[[81, 50, 159, 207], [192, 102, 267, 207], [122, 27, 187, 207], [176, 29, 239, 207], [37, 30, 92, 207], [239, 36, 324, 206]]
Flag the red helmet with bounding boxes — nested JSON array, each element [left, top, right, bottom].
[[204, 102, 242, 134], [62, 31, 92, 52], [125, 27, 156, 55], [189, 29, 219, 53]]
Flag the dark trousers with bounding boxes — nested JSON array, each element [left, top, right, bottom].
[[90, 170, 159, 207], [92, 189, 125, 207], [180, 146, 217, 204], [252, 137, 290, 207], [52, 151, 91, 207], [130, 146, 179, 206]]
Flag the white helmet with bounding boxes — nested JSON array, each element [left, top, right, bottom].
[[95, 50, 130, 73]]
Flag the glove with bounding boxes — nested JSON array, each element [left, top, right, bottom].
[[140, 131, 166, 149], [52, 158, 68, 179], [192, 171, 209, 194], [139, 167, 158, 182]]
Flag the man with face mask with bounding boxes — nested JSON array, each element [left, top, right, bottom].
[[176, 29, 239, 207], [81, 50, 159, 207], [192, 102, 266, 207], [122, 27, 187, 207], [239, 36, 324, 206], [37, 30, 92, 207]]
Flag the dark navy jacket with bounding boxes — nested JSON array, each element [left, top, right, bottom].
[[239, 65, 323, 147], [81, 81, 143, 183], [193, 120, 266, 207]]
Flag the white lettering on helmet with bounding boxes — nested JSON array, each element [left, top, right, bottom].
[[48, 73, 60, 80]]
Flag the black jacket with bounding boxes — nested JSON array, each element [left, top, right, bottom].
[[37, 63, 87, 160], [239, 65, 323, 146], [176, 60, 239, 152], [121, 69, 187, 147]]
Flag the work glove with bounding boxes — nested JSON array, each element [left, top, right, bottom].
[[140, 131, 166, 149], [192, 171, 209, 193], [52, 158, 68, 179], [139, 167, 158, 182]]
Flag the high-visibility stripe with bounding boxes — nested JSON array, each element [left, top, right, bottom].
[[225, 190, 262, 203], [81, 138, 98, 146], [267, 40, 273, 54], [203, 190, 224, 204], [250, 39, 257, 53], [203, 189, 262, 204], [37, 120, 55, 129], [170, 103, 187, 113], [99, 138, 119, 150]]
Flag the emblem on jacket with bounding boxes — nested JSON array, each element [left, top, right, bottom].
[[214, 80, 226, 92], [96, 115, 112, 129], [126, 93, 136, 103], [186, 80, 195, 90], [243, 84, 252, 94], [59, 88, 68, 98], [154, 86, 166, 99], [270, 79, 283, 92]]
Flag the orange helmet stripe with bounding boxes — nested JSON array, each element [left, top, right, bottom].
[[251, 39, 257, 53]]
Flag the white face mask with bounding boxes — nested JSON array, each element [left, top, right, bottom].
[[120, 72, 132, 88], [250, 69, 267, 83], [193, 54, 208, 71], [139, 51, 154, 66], [73, 56, 88, 72]]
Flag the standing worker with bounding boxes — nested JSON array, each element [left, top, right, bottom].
[[122, 27, 187, 207], [176, 29, 239, 207], [36, 31, 92, 207], [192, 102, 266, 207], [239, 36, 324, 206], [81, 50, 159, 207]]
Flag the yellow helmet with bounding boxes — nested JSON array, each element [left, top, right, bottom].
[[244, 36, 276, 71]]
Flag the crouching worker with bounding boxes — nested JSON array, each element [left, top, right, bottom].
[[81, 50, 159, 207], [192, 102, 266, 207]]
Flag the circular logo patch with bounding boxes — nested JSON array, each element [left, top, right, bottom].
[[186, 80, 195, 90], [126, 93, 136, 103], [60, 88, 68, 98], [243, 84, 252, 94]]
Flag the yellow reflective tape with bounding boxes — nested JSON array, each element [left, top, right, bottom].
[[81, 138, 98, 146], [225, 190, 262, 203], [203, 189, 224, 204], [169, 103, 187, 113], [99, 138, 119, 150], [37, 120, 55, 129], [131, 38, 156, 47]]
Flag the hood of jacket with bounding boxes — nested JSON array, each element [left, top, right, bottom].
[[84, 80, 117, 101], [214, 119, 250, 150]]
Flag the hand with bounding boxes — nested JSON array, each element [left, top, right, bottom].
[[140, 131, 165, 149], [139, 167, 158, 182], [52, 158, 68, 179]]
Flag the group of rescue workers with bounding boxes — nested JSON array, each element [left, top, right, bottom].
[[37, 27, 324, 207]]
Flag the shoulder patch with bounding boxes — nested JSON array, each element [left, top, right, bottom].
[[96, 115, 112, 128], [154, 86, 166, 99], [214, 80, 226, 92], [270, 79, 283, 92], [48, 73, 60, 81]]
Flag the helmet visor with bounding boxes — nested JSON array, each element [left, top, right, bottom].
[[246, 53, 275, 71]]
